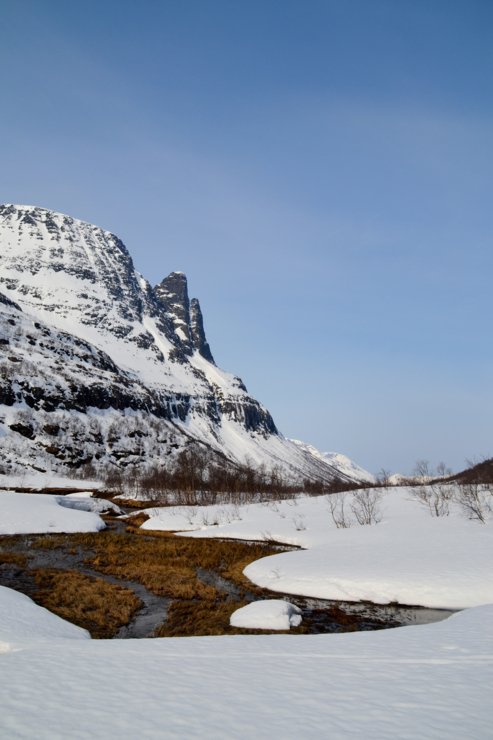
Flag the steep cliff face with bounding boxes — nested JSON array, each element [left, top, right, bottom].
[[190, 298, 215, 363], [153, 271, 215, 364], [0, 204, 372, 483]]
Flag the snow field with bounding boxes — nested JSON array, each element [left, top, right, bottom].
[[0, 587, 492, 739]]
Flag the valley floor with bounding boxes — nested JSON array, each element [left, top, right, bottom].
[[0, 482, 492, 738]]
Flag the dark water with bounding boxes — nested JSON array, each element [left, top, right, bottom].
[[195, 564, 455, 633]]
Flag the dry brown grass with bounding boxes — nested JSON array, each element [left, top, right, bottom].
[[125, 511, 151, 531], [0, 551, 27, 567], [85, 534, 279, 598], [112, 497, 154, 509], [94, 558, 219, 600], [19, 531, 275, 597], [0, 530, 286, 637], [20, 531, 279, 576], [156, 598, 247, 637], [32, 569, 141, 638]]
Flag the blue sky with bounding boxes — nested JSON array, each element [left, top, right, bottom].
[[1, 0, 492, 473]]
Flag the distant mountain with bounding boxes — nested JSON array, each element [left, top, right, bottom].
[[289, 440, 375, 485], [0, 204, 373, 484], [447, 458, 493, 485]]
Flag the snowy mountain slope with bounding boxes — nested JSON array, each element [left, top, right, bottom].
[[0, 204, 372, 482], [0, 291, 194, 472]]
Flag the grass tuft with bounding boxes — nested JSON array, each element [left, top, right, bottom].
[[32, 569, 141, 638]]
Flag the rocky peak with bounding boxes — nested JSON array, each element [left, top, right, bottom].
[[154, 272, 192, 348], [190, 298, 215, 364], [153, 272, 215, 364], [0, 205, 216, 373]]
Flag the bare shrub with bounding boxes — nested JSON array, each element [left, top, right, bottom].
[[230, 503, 242, 521], [454, 483, 492, 523], [411, 483, 453, 517], [410, 460, 453, 517], [128, 445, 300, 505], [436, 461, 452, 478], [376, 468, 392, 487], [327, 492, 352, 528], [350, 489, 383, 526], [411, 459, 432, 483], [71, 461, 100, 481], [182, 507, 197, 526]]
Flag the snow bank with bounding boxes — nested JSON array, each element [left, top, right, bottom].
[[0, 492, 105, 534], [0, 584, 492, 739], [0, 473, 103, 490], [0, 586, 89, 648], [61, 493, 122, 515], [142, 487, 493, 608], [244, 514, 493, 609], [230, 600, 302, 630]]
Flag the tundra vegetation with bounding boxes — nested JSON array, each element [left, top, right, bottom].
[[0, 529, 285, 638]]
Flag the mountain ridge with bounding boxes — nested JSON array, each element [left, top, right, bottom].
[[0, 204, 373, 484]]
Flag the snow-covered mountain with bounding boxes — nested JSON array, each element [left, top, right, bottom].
[[289, 440, 375, 485], [0, 204, 373, 484]]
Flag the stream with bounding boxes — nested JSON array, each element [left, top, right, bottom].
[[195, 564, 454, 632], [0, 534, 170, 639]]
